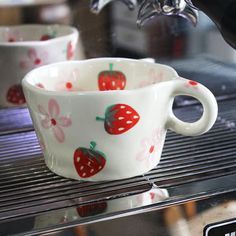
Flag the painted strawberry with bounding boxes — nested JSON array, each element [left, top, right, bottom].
[[40, 31, 56, 41], [98, 63, 126, 91], [8, 37, 16, 42], [74, 141, 106, 178], [96, 104, 140, 135], [77, 202, 107, 217], [40, 34, 52, 41], [7, 84, 26, 105]]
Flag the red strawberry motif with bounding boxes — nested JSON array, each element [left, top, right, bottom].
[[67, 41, 74, 60], [98, 63, 126, 91], [40, 31, 56, 41], [8, 37, 16, 42], [96, 104, 140, 135], [77, 202, 107, 217], [40, 34, 51, 41], [7, 84, 26, 105], [74, 141, 106, 178]]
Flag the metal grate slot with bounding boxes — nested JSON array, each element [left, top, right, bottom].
[[1, 99, 236, 226]]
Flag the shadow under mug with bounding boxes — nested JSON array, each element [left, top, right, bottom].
[[22, 58, 218, 181], [0, 24, 79, 107]]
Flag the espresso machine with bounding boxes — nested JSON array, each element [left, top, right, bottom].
[[0, 0, 236, 235]]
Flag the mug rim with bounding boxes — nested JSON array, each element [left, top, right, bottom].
[[0, 24, 78, 47], [22, 57, 179, 96]]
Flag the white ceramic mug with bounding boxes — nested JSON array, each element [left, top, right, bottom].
[[0, 24, 79, 107], [22, 58, 218, 181]]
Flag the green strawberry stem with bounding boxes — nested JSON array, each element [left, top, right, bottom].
[[96, 116, 105, 122], [109, 63, 113, 72], [90, 141, 96, 150]]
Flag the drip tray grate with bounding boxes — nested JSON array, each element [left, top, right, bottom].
[[0, 107, 32, 135], [1, 100, 236, 225]]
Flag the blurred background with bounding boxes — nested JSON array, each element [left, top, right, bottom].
[[1, 0, 235, 62]]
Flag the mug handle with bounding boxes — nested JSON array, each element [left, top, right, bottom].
[[166, 78, 218, 136]]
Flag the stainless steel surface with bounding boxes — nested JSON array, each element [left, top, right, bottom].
[[0, 107, 32, 135], [0, 98, 236, 235], [90, 0, 137, 13], [137, 0, 198, 27], [37, 190, 236, 236]]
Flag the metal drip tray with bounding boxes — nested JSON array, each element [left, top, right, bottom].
[[0, 107, 32, 135], [1, 100, 236, 235]]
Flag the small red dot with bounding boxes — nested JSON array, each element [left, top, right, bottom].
[[8, 38, 15, 42], [36, 83, 44, 89], [51, 118, 57, 126], [189, 80, 198, 86], [34, 58, 41, 65], [149, 145, 155, 154], [66, 82, 72, 89]]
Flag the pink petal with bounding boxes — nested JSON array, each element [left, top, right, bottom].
[[141, 137, 151, 148], [19, 60, 31, 69], [138, 81, 149, 88], [28, 48, 37, 60], [57, 116, 72, 127], [159, 72, 164, 81], [38, 105, 48, 116], [54, 81, 65, 91], [153, 129, 164, 144], [136, 149, 147, 161], [39, 50, 48, 61], [53, 126, 65, 143], [149, 68, 155, 76], [48, 99, 60, 118], [41, 118, 51, 129], [72, 68, 80, 78]]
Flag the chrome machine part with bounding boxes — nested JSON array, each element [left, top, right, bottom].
[[90, 0, 137, 13], [137, 0, 198, 27]]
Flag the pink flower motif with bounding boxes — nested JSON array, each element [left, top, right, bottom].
[[136, 128, 164, 167], [4, 30, 20, 42], [138, 68, 164, 88], [38, 99, 72, 143], [66, 41, 74, 60], [54, 69, 82, 92], [36, 83, 45, 89], [19, 48, 48, 70]]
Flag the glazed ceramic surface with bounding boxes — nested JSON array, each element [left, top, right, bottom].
[[0, 24, 79, 107], [22, 58, 218, 181]]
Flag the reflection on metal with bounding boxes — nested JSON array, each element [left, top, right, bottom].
[[90, 0, 137, 13], [32, 185, 168, 231], [137, 0, 198, 27], [0, 107, 33, 135], [1, 99, 236, 235], [184, 0, 198, 9], [3, 176, 236, 236]]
